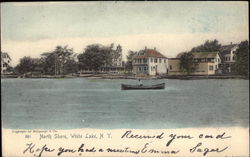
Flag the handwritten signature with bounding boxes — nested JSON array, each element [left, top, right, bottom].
[[22, 130, 231, 157]]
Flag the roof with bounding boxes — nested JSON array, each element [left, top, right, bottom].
[[134, 49, 167, 59], [191, 52, 218, 59], [176, 52, 218, 59], [1, 52, 11, 60], [220, 44, 238, 54]]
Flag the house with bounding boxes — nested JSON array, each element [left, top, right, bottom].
[[1, 52, 12, 75], [192, 52, 221, 75], [219, 43, 239, 73], [168, 58, 182, 75], [168, 52, 221, 75], [109, 44, 123, 73], [99, 45, 124, 73], [132, 47, 168, 76]]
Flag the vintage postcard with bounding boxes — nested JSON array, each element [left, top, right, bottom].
[[1, 1, 249, 157]]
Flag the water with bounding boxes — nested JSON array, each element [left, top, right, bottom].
[[1, 78, 249, 129]]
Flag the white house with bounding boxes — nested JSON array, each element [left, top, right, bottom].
[[132, 48, 168, 76], [219, 43, 239, 73], [1, 52, 12, 75]]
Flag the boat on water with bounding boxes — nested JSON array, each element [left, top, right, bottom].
[[121, 83, 165, 90]]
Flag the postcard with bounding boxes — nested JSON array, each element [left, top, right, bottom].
[[1, 1, 249, 157]]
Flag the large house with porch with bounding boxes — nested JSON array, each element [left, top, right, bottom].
[[168, 52, 221, 75], [100, 44, 123, 73], [132, 47, 168, 76]]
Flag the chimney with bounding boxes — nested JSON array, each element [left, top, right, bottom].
[[145, 46, 147, 50], [154, 47, 156, 50], [230, 42, 232, 45]]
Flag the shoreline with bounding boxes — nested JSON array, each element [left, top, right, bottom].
[[1, 74, 248, 80]]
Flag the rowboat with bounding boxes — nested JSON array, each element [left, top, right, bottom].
[[121, 83, 165, 90]]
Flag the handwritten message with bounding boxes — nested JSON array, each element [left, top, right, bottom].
[[2, 128, 249, 157]]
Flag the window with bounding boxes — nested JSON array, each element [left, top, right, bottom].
[[209, 66, 213, 71], [143, 58, 147, 63], [154, 58, 157, 63], [144, 67, 147, 71], [151, 58, 153, 63], [159, 59, 162, 63], [233, 56, 236, 61], [164, 59, 166, 63], [169, 65, 172, 70], [151, 66, 155, 71]]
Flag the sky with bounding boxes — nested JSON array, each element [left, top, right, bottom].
[[1, 1, 249, 66]]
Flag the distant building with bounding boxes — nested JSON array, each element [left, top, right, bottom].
[[168, 58, 182, 75], [1, 52, 12, 75], [132, 47, 168, 76], [168, 52, 221, 75], [192, 52, 221, 75], [100, 44, 124, 73], [219, 43, 239, 73]]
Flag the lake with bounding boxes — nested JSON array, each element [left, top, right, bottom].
[[1, 78, 249, 129]]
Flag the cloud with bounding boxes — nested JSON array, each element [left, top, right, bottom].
[[1, 32, 248, 66]]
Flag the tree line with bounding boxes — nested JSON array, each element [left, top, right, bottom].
[[14, 43, 130, 75], [11, 40, 249, 76]]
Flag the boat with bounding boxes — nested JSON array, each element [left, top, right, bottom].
[[121, 83, 165, 90]]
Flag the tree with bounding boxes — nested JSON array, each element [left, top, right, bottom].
[[64, 58, 79, 74], [190, 39, 221, 52], [179, 52, 197, 74], [15, 57, 42, 74], [41, 45, 74, 75], [78, 44, 113, 72], [40, 53, 57, 75], [235, 40, 249, 76], [111, 44, 122, 66], [125, 50, 137, 72]]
